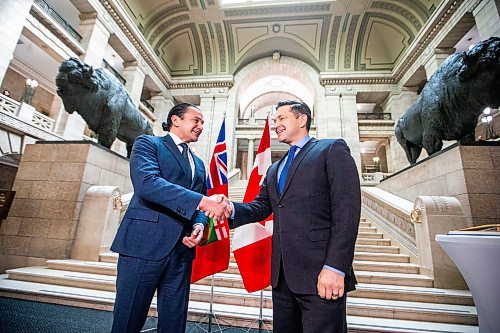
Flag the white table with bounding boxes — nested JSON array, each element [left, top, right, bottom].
[[436, 232, 500, 333]]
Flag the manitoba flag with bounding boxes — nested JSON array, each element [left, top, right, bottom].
[[191, 120, 230, 283], [232, 118, 273, 292]]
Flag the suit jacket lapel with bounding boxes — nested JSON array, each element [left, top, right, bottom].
[[192, 155, 205, 189], [162, 135, 191, 180], [280, 138, 318, 198]]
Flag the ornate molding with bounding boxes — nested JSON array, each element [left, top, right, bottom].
[[393, 0, 464, 81], [321, 77, 396, 85], [79, 12, 99, 21], [98, 0, 233, 89], [223, 4, 331, 17]]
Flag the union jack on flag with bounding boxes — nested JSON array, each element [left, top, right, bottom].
[[206, 119, 228, 190]]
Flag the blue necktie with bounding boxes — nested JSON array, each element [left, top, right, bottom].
[[279, 145, 298, 194], [179, 143, 192, 180]]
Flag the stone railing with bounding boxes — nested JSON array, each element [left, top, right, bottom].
[[0, 95, 60, 140], [357, 113, 392, 120], [0, 93, 20, 115], [361, 172, 392, 185], [31, 111, 55, 131], [33, 0, 82, 42], [361, 187, 468, 289], [72, 186, 130, 261]]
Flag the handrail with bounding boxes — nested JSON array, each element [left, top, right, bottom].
[[102, 59, 126, 85], [357, 113, 392, 120], [32, 0, 82, 42]]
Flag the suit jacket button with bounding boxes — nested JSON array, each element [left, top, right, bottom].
[[278, 204, 283, 208]]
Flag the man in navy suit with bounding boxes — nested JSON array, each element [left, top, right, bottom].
[[110, 103, 231, 333], [229, 100, 361, 332]]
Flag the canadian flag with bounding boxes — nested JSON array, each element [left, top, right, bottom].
[[232, 118, 273, 292]]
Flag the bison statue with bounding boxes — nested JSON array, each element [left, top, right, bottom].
[[56, 57, 153, 157], [395, 37, 500, 164]]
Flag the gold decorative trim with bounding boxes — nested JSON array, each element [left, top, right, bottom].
[[112, 192, 122, 211], [410, 207, 422, 223]]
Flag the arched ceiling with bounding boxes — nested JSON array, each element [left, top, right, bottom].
[[117, 0, 441, 77]]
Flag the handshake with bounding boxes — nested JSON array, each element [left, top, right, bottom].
[[183, 194, 232, 248], [199, 194, 232, 220]]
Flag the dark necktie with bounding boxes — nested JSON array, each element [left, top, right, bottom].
[[278, 145, 298, 194], [179, 143, 192, 180]]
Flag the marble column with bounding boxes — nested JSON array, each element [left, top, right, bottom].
[[197, 93, 229, 165], [473, 0, 500, 39], [150, 93, 174, 136], [59, 13, 111, 141], [323, 90, 361, 172], [122, 61, 145, 107], [247, 138, 255, 179], [0, 0, 33, 84], [384, 88, 418, 172], [423, 48, 455, 80]]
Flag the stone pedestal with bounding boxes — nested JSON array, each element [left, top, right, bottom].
[[0, 141, 131, 272], [378, 142, 500, 227]]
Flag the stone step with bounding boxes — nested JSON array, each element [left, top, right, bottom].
[[351, 283, 474, 306], [359, 221, 372, 227], [0, 272, 476, 326], [222, 261, 420, 275], [359, 226, 378, 233], [7, 263, 433, 291], [354, 252, 409, 263], [0, 276, 477, 332], [198, 269, 434, 289], [356, 238, 391, 246], [355, 271, 434, 288], [99, 253, 118, 263], [353, 261, 419, 274], [357, 232, 384, 239], [355, 244, 399, 254], [48, 259, 116, 276]]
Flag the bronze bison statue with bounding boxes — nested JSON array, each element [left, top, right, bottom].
[[395, 37, 500, 164], [56, 57, 153, 157]]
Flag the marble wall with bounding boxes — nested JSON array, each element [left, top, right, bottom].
[[378, 143, 500, 227], [0, 141, 131, 272]]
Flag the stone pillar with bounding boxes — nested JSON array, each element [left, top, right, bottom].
[[57, 13, 111, 141], [0, 0, 33, 84], [323, 90, 361, 172], [150, 92, 174, 136], [322, 90, 342, 139], [384, 88, 419, 172], [196, 92, 229, 165], [79, 13, 111, 67], [339, 92, 362, 172], [122, 61, 146, 107], [473, 0, 500, 39], [247, 138, 255, 178], [423, 48, 455, 79]]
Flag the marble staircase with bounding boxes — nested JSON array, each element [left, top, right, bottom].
[[0, 181, 478, 332]]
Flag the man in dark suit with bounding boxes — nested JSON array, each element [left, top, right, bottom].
[[110, 103, 231, 333], [229, 100, 361, 332]]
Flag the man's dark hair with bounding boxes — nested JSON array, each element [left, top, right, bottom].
[[162, 103, 200, 131], [276, 100, 312, 131]]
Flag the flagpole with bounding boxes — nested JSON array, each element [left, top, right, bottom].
[[258, 289, 264, 332], [208, 273, 215, 333]]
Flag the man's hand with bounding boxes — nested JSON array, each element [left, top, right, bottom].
[[317, 268, 345, 300], [182, 224, 204, 248], [199, 194, 232, 220]]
